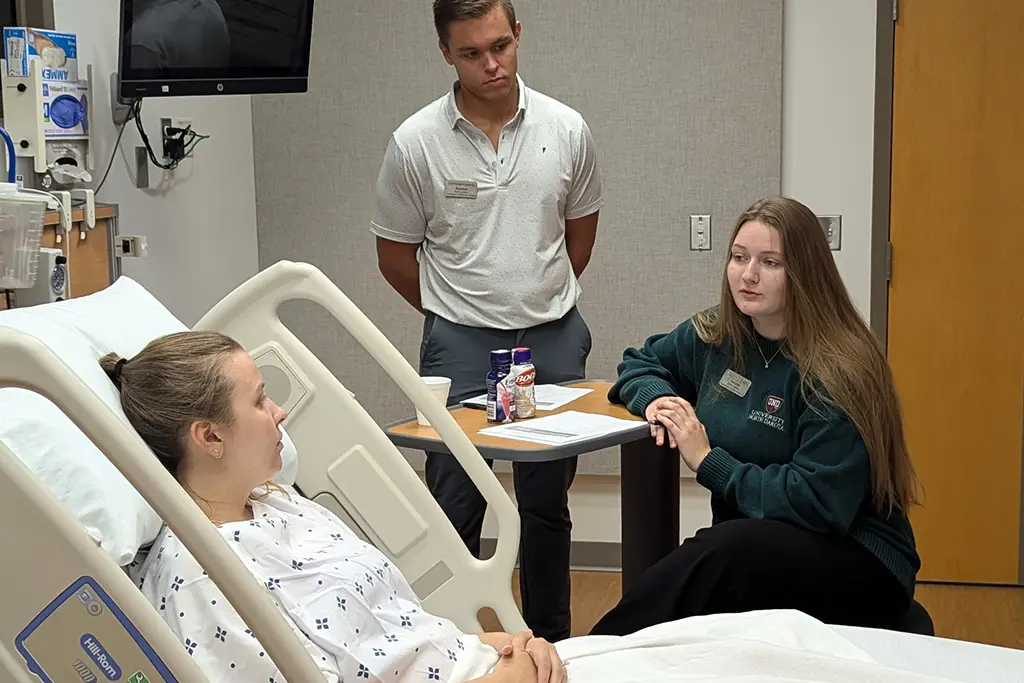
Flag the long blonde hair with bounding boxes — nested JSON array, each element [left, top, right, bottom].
[[694, 197, 920, 515]]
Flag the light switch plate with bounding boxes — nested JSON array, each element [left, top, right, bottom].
[[818, 215, 842, 250], [690, 214, 712, 251]]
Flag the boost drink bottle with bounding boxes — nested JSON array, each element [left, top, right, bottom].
[[486, 349, 515, 423], [510, 347, 536, 419]]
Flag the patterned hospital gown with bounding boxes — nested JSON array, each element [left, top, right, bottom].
[[131, 490, 491, 683]]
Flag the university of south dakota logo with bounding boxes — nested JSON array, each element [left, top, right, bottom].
[[765, 395, 783, 414]]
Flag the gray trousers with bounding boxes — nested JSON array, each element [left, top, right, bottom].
[[419, 307, 592, 642]]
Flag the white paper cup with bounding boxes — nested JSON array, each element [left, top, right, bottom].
[[416, 376, 452, 427]]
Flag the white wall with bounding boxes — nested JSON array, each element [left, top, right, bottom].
[[781, 0, 879, 321], [51, 0, 260, 325], [483, 0, 882, 548]]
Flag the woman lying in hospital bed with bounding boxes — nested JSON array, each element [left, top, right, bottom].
[[103, 329, 973, 683]]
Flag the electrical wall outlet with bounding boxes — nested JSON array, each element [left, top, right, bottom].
[[170, 117, 192, 132], [689, 214, 712, 251], [117, 235, 148, 258], [818, 215, 842, 250], [160, 116, 193, 159], [160, 116, 193, 135]]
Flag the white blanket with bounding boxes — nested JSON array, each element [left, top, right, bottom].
[[538, 610, 971, 683]]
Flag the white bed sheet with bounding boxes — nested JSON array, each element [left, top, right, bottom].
[[832, 625, 1024, 683], [517, 610, 991, 683]]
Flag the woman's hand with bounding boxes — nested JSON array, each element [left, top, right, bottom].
[[652, 397, 711, 472], [523, 634, 564, 683], [645, 396, 684, 448], [479, 630, 565, 683], [491, 648, 539, 683], [478, 631, 517, 656]]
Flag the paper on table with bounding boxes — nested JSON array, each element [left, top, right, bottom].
[[478, 410, 643, 446], [460, 384, 593, 411]]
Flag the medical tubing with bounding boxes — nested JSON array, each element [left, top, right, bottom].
[[0, 126, 16, 183]]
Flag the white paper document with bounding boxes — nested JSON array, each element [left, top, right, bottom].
[[461, 384, 593, 411], [479, 410, 643, 446]]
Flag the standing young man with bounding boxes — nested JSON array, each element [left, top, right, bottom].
[[370, 0, 603, 642]]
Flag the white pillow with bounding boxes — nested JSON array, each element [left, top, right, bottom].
[[0, 276, 300, 565], [0, 315, 162, 565], [39, 274, 190, 356]]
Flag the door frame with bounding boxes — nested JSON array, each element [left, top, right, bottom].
[[869, 0, 895, 346]]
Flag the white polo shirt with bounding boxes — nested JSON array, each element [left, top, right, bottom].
[[370, 76, 604, 330]]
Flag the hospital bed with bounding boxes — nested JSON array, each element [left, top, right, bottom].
[[0, 260, 1022, 683]]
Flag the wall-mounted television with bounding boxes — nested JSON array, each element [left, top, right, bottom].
[[117, 0, 315, 99]]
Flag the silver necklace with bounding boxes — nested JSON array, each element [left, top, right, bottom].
[[755, 339, 784, 368]]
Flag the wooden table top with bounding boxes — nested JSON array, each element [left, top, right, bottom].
[[385, 380, 647, 453]]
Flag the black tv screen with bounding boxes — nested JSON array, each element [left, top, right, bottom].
[[117, 0, 315, 98]]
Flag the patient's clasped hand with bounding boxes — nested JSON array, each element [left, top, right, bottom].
[[101, 329, 965, 683]]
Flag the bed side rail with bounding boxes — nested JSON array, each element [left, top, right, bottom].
[[0, 326, 327, 682], [195, 261, 525, 633]]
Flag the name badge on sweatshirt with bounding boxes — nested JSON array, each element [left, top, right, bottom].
[[719, 369, 751, 397], [445, 179, 478, 199]]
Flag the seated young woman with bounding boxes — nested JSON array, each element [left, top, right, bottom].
[[101, 331, 563, 683], [589, 196, 922, 636]]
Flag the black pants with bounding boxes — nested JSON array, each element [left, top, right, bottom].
[[590, 500, 911, 636], [420, 307, 592, 642]]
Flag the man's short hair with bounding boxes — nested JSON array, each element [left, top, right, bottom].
[[432, 0, 516, 46]]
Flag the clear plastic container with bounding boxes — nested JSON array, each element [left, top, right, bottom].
[[0, 182, 50, 289]]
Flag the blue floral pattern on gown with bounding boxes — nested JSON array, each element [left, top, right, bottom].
[[132, 491, 473, 683]]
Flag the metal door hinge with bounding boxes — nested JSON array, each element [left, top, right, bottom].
[[885, 242, 893, 281], [892, 0, 898, 21]]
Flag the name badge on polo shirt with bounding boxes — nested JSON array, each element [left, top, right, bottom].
[[719, 369, 751, 397], [445, 179, 478, 199]]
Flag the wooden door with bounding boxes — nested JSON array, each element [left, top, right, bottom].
[[887, 0, 1024, 584]]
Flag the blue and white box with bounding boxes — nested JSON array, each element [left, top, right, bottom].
[[3, 27, 79, 82], [42, 81, 89, 138]]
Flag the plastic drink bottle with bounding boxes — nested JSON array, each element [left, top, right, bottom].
[[486, 349, 515, 423], [510, 347, 536, 419]]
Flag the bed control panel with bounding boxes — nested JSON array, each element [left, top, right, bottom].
[[15, 576, 177, 683]]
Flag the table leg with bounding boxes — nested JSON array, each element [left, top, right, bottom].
[[619, 438, 680, 593]]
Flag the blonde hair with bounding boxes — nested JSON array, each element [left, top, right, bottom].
[[99, 331, 283, 499], [694, 196, 920, 515]]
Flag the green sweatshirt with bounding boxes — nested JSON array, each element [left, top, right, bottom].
[[609, 312, 920, 597]]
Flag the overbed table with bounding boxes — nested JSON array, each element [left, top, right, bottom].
[[384, 380, 680, 591]]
